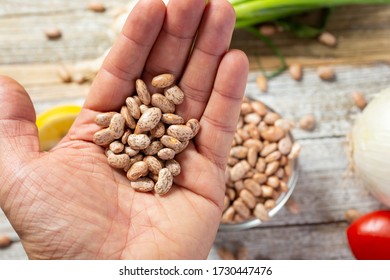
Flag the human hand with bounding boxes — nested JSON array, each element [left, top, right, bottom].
[[0, 0, 248, 259]]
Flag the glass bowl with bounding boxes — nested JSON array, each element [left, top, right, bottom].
[[218, 99, 299, 231]]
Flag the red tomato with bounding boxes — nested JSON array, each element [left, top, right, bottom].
[[347, 210, 390, 260]]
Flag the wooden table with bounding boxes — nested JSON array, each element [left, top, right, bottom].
[[1, 0, 390, 260]]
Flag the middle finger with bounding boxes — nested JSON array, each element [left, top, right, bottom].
[[141, 0, 206, 87]]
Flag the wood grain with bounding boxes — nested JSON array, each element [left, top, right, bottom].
[[1, 1, 390, 260], [0, 0, 128, 64], [232, 5, 390, 70], [214, 222, 354, 260], [0, 65, 386, 260]]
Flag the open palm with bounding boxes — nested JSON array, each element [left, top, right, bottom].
[[0, 0, 248, 259]]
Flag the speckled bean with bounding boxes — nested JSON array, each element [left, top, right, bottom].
[[127, 161, 149, 181], [109, 113, 126, 139], [166, 125, 194, 142], [186, 119, 200, 137], [135, 79, 151, 105], [164, 85, 184, 105], [142, 141, 163, 156], [151, 74, 175, 88], [165, 159, 181, 176], [107, 153, 130, 169], [151, 93, 175, 114], [160, 135, 183, 152], [157, 148, 175, 160], [95, 112, 116, 127], [109, 141, 124, 154], [93, 128, 115, 146], [120, 105, 136, 129], [130, 177, 155, 192], [150, 122, 165, 139], [161, 113, 184, 125], [128, 134, 151, 150], [143, 156, 163, 175], [126, 97, 141, 119], [154, 168, 174, 195], [135, 107, 162, 134]]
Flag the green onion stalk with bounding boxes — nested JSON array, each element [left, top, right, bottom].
[[231, 0, 390, 28], [230, 0, 390, 77]]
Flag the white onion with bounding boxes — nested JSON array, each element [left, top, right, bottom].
[[352, 87, 390, 207]]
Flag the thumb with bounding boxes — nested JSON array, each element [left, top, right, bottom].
[[0, 76, 40, 164]]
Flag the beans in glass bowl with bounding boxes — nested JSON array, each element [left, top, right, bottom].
[[220, 98, 300, 231]]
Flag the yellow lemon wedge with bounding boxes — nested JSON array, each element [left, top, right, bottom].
[[36, 105, 81, 151]]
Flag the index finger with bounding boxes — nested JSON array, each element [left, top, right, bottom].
[[83, 0, 166, 112]]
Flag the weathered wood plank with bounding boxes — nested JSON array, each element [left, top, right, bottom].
[[0, 241, 28, 260], [0, 0, 128, 16], [1, 4, 390, 66], [1, 222, 355, 260], [232, 5, 390, 70], [0, 64, 386, 228], [0, 0, 129, 64], [218, 136, 384, 229], [213, 222, 354, 260], [246, 64, 390, 139], [0, 210, 26, 260], [0, 13, 115, 64], [0, 135, 383, 259], [1, 62, 390, 124]]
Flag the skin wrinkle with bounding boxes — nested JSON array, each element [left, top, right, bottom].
[[125, 231, 160, 259], [0, 122, 39, 162], [101, 61, 135, 84], [0, 0, 248, 260], [143, 0, 205, 72], [195, 44, 227, 59], [8, 182, 30, 231], [197, 142, 227, 170], [45, 212, 104, 259], [22, 208, 78, 259], [181, 187, 209, 222], [125, 193, 149, 239], [0, 120, 37, 138], [161, 26, 196, 41], [6, 162, 47, 221], [164, 0, 204, 39], [44, 215, 76, 259], [192, 3, 234, 54], [95, 181, 127, 259], [178, 181, 223, 213], [174, 148, 225, 209], [18, 190, 46, 234], [41, 219, 76, 257], [121, 29, 154, 49], [4, 182, 22, 216], [120, 202, 142, 259], [122, 196, 182, 257], [179, 80, 213, 104], [213, 86, 245, 102], [151, 227, 178, 258], [94, 215, 114, 259], [124, 241, 160, 259], [102, 31, 152, 81], [1, 158, 27, 200], [15, 158, 116, 258], [142, 57, 186, 91], [201, 114, 237, 134], [178, 190, 217, 255], [107, 248, 125, 260]]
